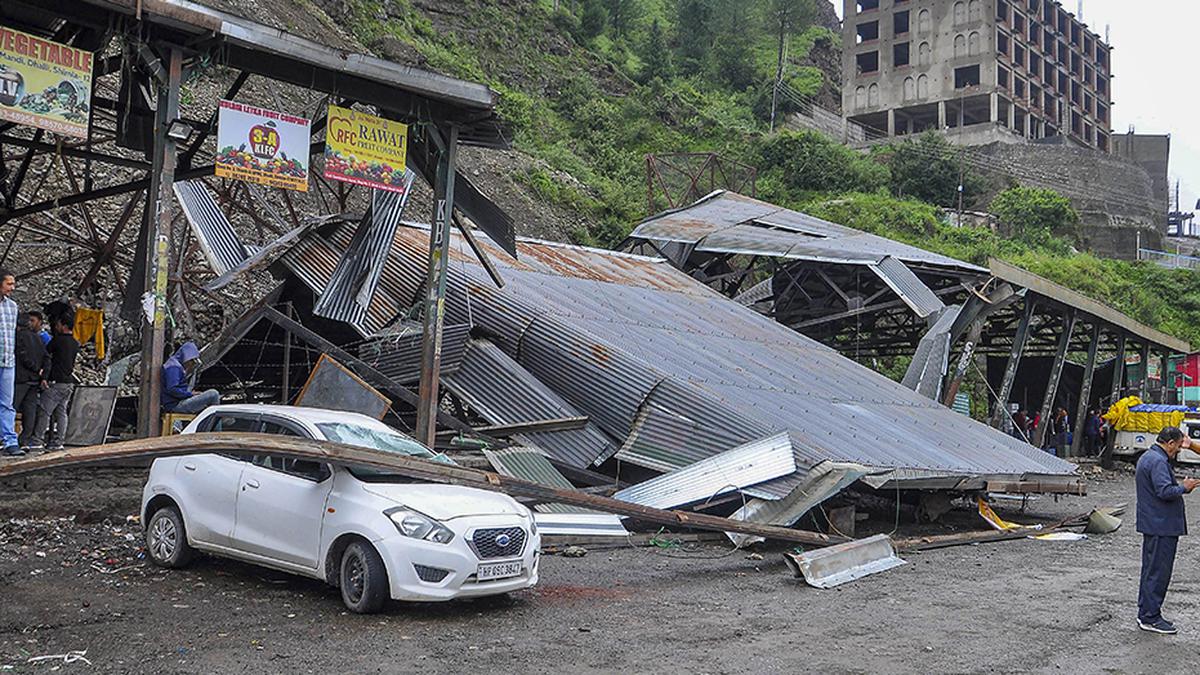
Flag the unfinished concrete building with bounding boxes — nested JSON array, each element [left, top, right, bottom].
[[842, 0, 1112, 151]]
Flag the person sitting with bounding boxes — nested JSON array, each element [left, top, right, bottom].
[[161, 342, 220, 415]]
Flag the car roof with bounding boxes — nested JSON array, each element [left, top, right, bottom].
[[201, 404, 389, 428]]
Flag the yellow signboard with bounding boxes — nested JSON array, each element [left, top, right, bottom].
[[0, 25, 93, 139], [323, 104, 409, 194]]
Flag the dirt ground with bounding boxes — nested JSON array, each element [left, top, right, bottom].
[[0, 468, 1196, 674]]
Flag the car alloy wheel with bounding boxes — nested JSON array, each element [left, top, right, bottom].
[[344, 551, 365, 604], [150, 515, 177, 562]]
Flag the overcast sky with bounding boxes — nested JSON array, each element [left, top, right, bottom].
[[834, 1, 1200, 214]]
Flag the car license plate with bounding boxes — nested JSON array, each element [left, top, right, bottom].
[[477, 561, 522, 581]]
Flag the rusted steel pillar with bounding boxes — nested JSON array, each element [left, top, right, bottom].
[[1069, 322, 1100, 457], [136, 46, 181, 438], [992, 298, 1036, 430], [1033, 308, 1077, 450], [415, 124, 459, 447]]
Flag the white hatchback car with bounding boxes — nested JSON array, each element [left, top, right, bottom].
[[141, 405, 540, 613]]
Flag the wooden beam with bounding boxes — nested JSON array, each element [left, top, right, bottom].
[[0, 433, 845, 548]]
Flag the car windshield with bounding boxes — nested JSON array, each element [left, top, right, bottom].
[[315, 422, 454, 480]]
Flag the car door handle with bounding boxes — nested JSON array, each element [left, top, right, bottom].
[[183, 463, 196, 471], [244, 479, 260, 489]]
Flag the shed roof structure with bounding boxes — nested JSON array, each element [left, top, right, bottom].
[[213, 218, 1079, 496]]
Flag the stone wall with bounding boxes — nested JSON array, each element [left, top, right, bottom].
[[973, 140, 1162, 259]]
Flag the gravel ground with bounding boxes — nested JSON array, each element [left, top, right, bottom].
[[0, 469, 1196, 674]]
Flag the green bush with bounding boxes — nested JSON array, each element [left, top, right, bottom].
[[990, 186, 1080, 251], [883, 132, 984, 208], [756, 130, 890, 197]]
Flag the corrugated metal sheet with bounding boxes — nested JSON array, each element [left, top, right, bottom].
[[442, 339, 619, 468], [359, 321, 470, 384], [482, 447, 582, 514], [533, 513, 630, 537], [278, 219, 1076, 487], [173, 179, 248, 275], [314, 183, 414, 328], [727, 461, 874, 547], [611, 432, 796, 509], [870, 256, 946, 318], [901, 306, 959, 399], [630, 191, 985, 274]]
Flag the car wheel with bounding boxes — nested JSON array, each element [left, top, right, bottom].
[[340, 541, 388, 614], [145, 505, 193, 569]]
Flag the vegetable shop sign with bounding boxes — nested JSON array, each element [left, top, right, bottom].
[[0, 25, 93, 139], [215, 100, 311, 192], [323, 104, 409, 194]]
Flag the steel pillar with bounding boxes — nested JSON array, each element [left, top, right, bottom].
[[1069, 323, 1100, 457], [1160, 352, 1171, 404], [991, 298, 1036, 429], [1034, 308, 1077, 449], [1138, 341, 1151, 399], [136, 46, 181, 438], [1102, 333, 1127, 469], [415, 124, 460, 447]]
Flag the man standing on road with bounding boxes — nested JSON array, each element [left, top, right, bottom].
[[1137, 426, 1200, 634], [0, 271, 19, 456]]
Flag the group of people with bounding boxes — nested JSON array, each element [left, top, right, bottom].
[[1008, 406, 1107, 457], [0, 271, 79, 457]]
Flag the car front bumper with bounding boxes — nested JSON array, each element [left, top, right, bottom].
[[376, 520, 540, 601]]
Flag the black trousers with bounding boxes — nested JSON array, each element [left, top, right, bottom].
[[13, 382, 39, 447], [1139, 534, 1179, 623]]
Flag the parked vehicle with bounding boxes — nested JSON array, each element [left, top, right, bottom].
[[1111, 418, 1200, 464], [141, 405, 540, 613]]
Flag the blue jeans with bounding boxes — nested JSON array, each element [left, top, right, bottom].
[[1139, 534, 1179, 623], [171, 389, 221, 415], [0, 366, 15, 447]]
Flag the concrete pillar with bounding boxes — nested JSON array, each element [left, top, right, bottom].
[[938, 101, 947, 128], [1007, 104, 1015, 130], [887, 109, 896, 137], [1034, 308, 1078, 450], [990, 91, 1000, 123]]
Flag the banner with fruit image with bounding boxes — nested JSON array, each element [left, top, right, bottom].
[[0, 25, 93, 139], [214, 100, 311, 191], [323, 104, 409, 194]]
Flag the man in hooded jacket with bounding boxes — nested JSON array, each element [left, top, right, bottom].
[[161, 342, 220, 414]]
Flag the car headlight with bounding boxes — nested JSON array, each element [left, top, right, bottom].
[[385, 508, 454, 544]]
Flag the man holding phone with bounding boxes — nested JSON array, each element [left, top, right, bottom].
[[1137, 426, 1200, 634]]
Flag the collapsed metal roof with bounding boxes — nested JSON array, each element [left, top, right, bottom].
[[276, 218, 1076, 491], [627, 191, 986, 275]]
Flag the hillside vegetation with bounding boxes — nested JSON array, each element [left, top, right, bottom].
[[329, 0, 1200, 349]]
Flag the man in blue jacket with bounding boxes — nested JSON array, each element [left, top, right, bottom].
[[1137, 426, 1200, 634], [160, 342, 220, 415]]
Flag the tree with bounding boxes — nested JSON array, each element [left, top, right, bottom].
[[887, 131, 982, 208], [606, 0, 643, 37], [674, 0, 713, 75], [990, 186, 1080, 246], [581, 0, 608, 39], [710, 0, 760, 88], [757, 130, 890, 195], [640, 18, 673, 81]]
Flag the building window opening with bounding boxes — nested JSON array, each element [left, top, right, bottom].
[[894, 11, 910, 35], [894, 42, 911, 67], [856, 21, 880, 43], [857, 0, 880, 12], [856, 51, 880, 74], [954, 65, 981, 89]]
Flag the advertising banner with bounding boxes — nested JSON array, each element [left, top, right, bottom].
[[214, 100, 311, 192], [0, 25, 93, 139], [323, 104, 409, 194]]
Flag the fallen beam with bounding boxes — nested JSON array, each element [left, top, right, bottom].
[[0, 433, 847, 548]]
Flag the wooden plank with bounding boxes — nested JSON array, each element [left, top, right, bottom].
[[0, 433, 846, 548]]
